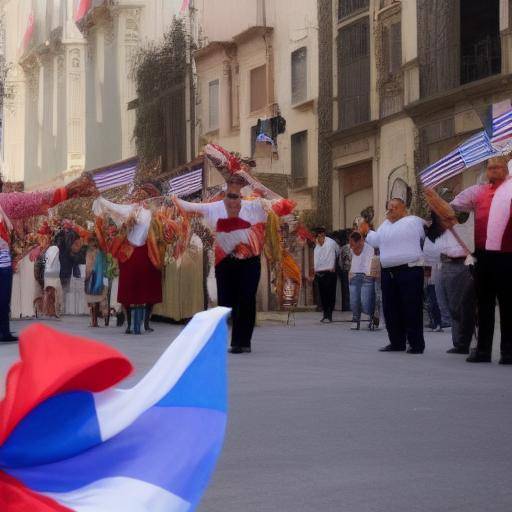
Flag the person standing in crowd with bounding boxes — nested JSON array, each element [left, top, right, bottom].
[[423, 232, 444, 332], [84, 236, 107, 328], [338, 229, 352, 312], [175, 173, 295, 353], [348, 231, 376, 330], [0, 201, 15, 342], [424, 211, 475, 354], [312, 228, 339, 323], [360, 198, 426, 354], [93, 184, 163, 335], [445, 155, 512, 364], [43, 244, 63, 317]]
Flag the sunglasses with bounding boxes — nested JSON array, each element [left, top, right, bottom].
[[226, 193, 241, 200]]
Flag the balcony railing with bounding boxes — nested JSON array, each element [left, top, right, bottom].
[[461, 35, 501, 85], [419, 36, 501, 98]]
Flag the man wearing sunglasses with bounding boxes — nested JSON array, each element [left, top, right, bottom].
[[175, 173, 294, 354]]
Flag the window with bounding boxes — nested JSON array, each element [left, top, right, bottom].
[[208, 79, 219, 131], [291, 131, 308, 188], [380, 19, 403, 118], [250, 65, 267, 112], [385, 21, 402, 77], [291, 47, 308, 105], [460, 0, 501, 85], [418, 0, 501, 97], [339, 0, 369, 21], [338, 17, 370, 129]]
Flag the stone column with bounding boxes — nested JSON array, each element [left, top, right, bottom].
[[114, 6, 141, 160], [65, 44, 86, 179], [219, 58, 232, 138]]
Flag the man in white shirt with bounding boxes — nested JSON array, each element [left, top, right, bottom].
[[361, 198, 426, 353], [424, 212, 475, 354], [348, 231, 376, 330], [313, 228, 339, 322]]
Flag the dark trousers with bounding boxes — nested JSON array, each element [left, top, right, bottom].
[[315, 271, 337, 320], [474, 251, 512, 357], [425, 284, 442, 329], [441, 261, 475, 350], [0, 267, 13, 339], [340, 270, 351, 312], [381, 266, 425, 351], [216, 256, 261, 349]]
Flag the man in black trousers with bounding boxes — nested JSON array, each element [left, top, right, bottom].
[[312, 228, 339, 323], [361, 199, 426, 354]]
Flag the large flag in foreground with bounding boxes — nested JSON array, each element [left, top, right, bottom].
[[0, 307, 230, 511]]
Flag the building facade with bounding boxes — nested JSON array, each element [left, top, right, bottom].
[[0, 0, 188, 189], [194, 0, 319, 212], [321, 0, 512, 229]]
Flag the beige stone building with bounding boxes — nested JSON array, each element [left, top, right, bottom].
[[194, 0, 319, 211], [319, 0, 512, 229], [0, 0, 189, 189]]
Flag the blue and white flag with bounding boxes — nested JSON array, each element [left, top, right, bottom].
[[0, 307, 230, 511], [420, 106, 512, 188]]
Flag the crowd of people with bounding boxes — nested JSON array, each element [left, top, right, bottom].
[[313, 156, 512, 365], [0, 144, 299, 354], [1, 151, 511, 366]]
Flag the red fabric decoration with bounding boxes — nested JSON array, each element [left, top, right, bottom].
[[216, 217, 252, 233], [0, 221, 10, 244], [50, 187, 68, 208], [0, 324, 133, 445], [272, 199, 297, 217]]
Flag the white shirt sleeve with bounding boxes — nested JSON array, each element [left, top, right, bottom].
[[365, 230, 380, 248]]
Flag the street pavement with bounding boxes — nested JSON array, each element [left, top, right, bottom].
[[1, 313, 512, 512]]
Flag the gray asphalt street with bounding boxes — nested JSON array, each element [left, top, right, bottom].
[[1, 313, 511, 512]]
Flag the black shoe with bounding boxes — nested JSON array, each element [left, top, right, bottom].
[[350, 321, 360, 330], [446, 347, 469, 354], [379, 344, 406, 352], [499, 356, 512, 365], [466, 350, 491, 363], [145, 327, 154, 333], [241, 347, 252, 353], [406, 348, 424, 354], [229, 347, 243, 354], [125, 329, 132, 335], [0, 334, 18, 343]]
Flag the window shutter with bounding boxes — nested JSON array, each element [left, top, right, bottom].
[[291, 131, 308, 188], [338, 17, 370, 129], [250, 65, 267, 112], [291, 47, 308, 105], [208, 79, 219, 130]]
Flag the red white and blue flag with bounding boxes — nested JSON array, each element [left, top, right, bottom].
[[0, 307, 229, 511], [419, 105, 512, 188]]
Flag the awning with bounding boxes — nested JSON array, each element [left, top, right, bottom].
[[168, 167, 203, 197], [90, 157, 138, 193]]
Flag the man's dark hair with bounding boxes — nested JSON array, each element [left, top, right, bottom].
[[349, 231, 362, 242], [314, 227, 326, 235]]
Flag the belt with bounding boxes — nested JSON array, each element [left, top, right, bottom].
[[382, 264, 410, 272], [440, 255, 466, 263]]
